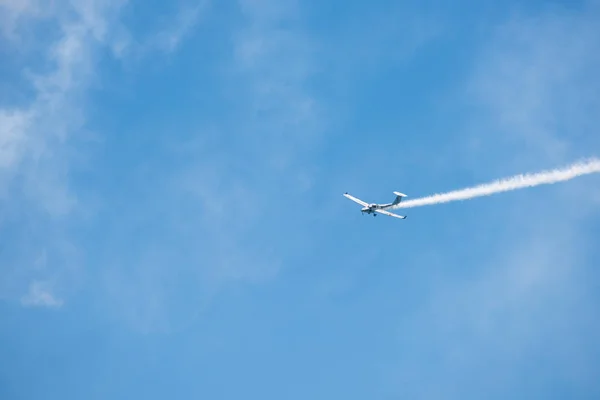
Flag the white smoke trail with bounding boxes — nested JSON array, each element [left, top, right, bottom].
[[392, 158, 600, 209]]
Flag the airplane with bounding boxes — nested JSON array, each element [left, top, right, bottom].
[[343, 191, 408, 219]]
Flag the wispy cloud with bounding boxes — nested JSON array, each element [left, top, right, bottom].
[[153, 1, 207, 53], [192, 0, 323, 255], [460, 0, 600, 342], [389, 4, 600, 397], [97, 0, 325, 332], [0, 109, 30, 170], [2, 0, 205, 312], [107, 0, 207, 60], [0, 0, 46, 41], [0, 1, 130, 306], [1, 0, 130, 213], [3, 0, 317, 330], [464, 5, 600, 170], [20, 280, 63, 309], [231, 0, 322, 162], [189, 0, 323, 247]]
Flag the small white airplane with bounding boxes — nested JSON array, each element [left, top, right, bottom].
[[343, 191, 408, 219]]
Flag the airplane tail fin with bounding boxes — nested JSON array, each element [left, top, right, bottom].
[[392, 191, 407, 205]]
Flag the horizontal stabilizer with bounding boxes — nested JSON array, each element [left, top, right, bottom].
[[393, 191, 407, 197]]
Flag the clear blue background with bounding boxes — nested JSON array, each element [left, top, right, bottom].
[[1, 0, 600, 399]]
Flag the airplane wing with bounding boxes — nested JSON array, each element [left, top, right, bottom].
[[343, 192, 368, 207], [375, 209, 406, 219]]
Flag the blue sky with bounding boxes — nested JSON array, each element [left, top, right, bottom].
[[1, 0, 600, 398]]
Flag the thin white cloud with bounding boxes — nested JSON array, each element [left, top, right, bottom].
[[463, 2, 600, 339], [230, 0, 322, 172], [98, 0, 323, 333], [153, 1, 207, 53], [0, 1, 130, 210], [109, 0, 207, 60], [465, 6, 600, 169], [1, 1, 218, 320], [389, 4, 600, 397], [0, 1, 130, 306], [20, 280, 63, 309], [0, 0, 46, 40], [0, 109, 30, 170]]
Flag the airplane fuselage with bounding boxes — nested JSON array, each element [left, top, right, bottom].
[[361, 203, 392, 214]]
